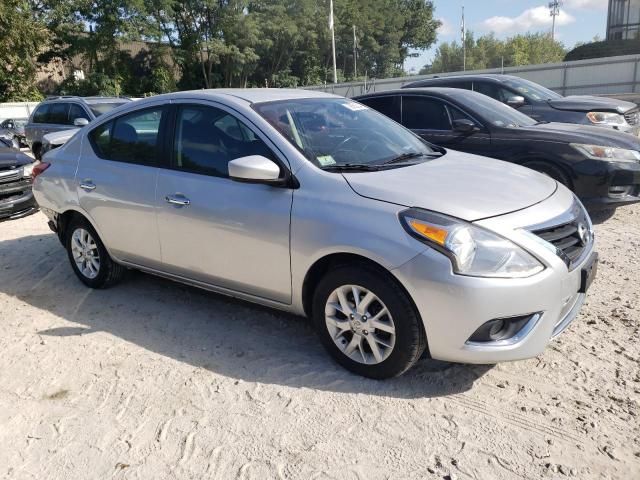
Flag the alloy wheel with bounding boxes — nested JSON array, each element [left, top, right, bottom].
[[324, 284, 396, 365], [71, 228, 101, 279]]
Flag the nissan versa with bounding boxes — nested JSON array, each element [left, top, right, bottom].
[[32, 90, 598, 379]]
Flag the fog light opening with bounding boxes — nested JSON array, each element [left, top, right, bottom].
[[608, 185, 633, 198], [467, 313, 541, 345]]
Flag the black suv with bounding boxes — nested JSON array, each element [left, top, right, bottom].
[[402, 74, 640, 137], [355, 88, 640, 211], [24, 96, 131, 159], [0, 137, 38, 221]]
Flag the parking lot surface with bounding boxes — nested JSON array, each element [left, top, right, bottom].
[[0, 208, 638, 479]]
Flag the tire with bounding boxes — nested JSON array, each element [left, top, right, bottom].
[[523, 161, 572, 189], [312, 264, 426, 379], [65, 217, 126, 288]]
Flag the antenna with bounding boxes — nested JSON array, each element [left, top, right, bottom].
[[549, 1, 562, 41]]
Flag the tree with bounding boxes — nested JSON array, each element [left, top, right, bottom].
[[423, 32, 566, 75], [0, 0, 49, 101]]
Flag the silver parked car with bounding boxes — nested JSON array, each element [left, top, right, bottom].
[[24, 96, 132, 159], [32, 89, 598, 378]]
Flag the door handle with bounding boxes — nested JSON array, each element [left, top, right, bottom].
[[79, 180, 96, 191], [165, 195, 190, 206]]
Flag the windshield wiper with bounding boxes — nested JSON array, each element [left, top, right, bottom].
[[381, 151, 441, 165], [320, 163, 383, 172], [534, 120, 550, 125]]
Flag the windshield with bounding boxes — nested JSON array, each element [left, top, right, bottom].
[[464, 92, 538, 128], [253, 98, 436, 168], [89, 102, 128, 117], [502, 78, 562, 101]]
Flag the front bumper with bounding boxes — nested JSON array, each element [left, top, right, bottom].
[[392, 189, 596, 364], [574, 159, 640, 211], [0, 178, 38, 221]]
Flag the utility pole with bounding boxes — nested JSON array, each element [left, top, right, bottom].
[[330, 0, 337, 83], [549, 1, 562, 41], [461, 6, 466, 71], [353, 25, 357, 79]]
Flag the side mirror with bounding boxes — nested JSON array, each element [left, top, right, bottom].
[[506, 95, 526, 108], [73, 118, 89, 127], [452, 118, 479, 133], [228, 155, 283, 184]]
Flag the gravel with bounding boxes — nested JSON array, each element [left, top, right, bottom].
[[0, 206, 638, 479]]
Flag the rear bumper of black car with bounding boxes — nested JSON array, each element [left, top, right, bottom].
[[0, 178, 38, 221], [574, 160, 640, 211]]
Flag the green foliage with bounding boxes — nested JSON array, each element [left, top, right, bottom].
[[565, 39, 640, 61], [0, 0, 49, 101], [423, 32, 566, 75]]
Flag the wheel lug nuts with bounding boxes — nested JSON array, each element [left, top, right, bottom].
[[362, 316, 367, 321], [363, 330, 368, 335]]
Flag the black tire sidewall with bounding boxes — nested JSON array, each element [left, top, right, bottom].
[[312, 265, 425, 379], [66, 218, 111, 288]]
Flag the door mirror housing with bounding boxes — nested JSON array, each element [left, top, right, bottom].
[[73, 118, 89, 127], [452, 118, 479, 133], [229, 155, 285, 185], [506, 95, 526, 108]]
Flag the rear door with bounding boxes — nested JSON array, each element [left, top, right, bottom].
[[399, 95, 492, 156], [76, 105, 167, 268]]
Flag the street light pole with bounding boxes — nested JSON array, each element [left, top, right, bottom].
[[549, 0, 562, 41], [330, 0, 337, 83]]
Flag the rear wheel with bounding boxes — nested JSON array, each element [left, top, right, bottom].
[[65, 217, 125, 288], [312, 265, 426, 379]]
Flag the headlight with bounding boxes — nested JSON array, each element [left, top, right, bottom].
[[22, 162, 35, 178], [399, 209, 544, 278], [570, 143, 640, 163], [586, 111, 626, 127]]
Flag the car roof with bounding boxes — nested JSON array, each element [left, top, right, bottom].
[[42, 96, 132, 105], [355, 87, 482, 100], [404, 74, 521, 85]]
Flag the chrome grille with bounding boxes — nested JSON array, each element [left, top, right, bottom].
[[530, 201, 593, 270], [0, 168, 21, 184], [624, 110, 639, 126]]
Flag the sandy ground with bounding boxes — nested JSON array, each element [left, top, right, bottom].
[[0, 207, 638, 480]]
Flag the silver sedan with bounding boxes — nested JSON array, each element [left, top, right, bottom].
[[32, 89, 597, 378]]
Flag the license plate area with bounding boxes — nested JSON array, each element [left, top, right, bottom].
[[579, 252, 598, 294]]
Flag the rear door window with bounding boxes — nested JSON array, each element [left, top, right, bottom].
[[473, 82, 513, 103], [48, 103, 71, 125], [88, 107, 165, 165], [401, 96, 451, 130], [357, 96, 401, 123]]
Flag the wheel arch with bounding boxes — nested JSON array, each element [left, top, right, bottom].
[[518, 157, 574, 190]]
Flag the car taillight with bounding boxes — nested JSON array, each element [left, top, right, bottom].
[[31, 162, 51, 180]]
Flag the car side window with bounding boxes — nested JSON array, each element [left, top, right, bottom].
[[401, 96, 451, 130], [88, 107, 164, 165], [357, 96, 401, 123], [172, 105, 275, 178], [48, 103, 70, 125], [32, 104, 51, 124], [449, 81, 473, 90], [473, 82, 513, 103], [69, 104, 90, 123]]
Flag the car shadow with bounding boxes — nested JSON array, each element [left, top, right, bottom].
[[0, 233, 491, 398]]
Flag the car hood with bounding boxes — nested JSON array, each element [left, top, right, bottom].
[[548, 95, 636, 114], [44, 128, 79, 146], [0, 147, 34, 167], [521, 122, 640, 149], [342, 150, 558, 222]]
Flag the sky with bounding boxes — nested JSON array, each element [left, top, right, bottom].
[[404, 0, 610, 72]]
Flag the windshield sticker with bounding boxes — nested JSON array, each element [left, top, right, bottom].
[[342, 102, 369, 112], [317, 155, 337, 166]]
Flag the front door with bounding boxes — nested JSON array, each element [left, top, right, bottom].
[[76, 105, 166, 268], [155, 102, 293, 304], [400, 95, 492, 157]]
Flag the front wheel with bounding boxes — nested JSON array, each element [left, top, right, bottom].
[[66, 217, 125, 288], [312, 265, 426, 379]]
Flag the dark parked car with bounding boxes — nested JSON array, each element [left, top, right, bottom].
[[0, 137, 38, 221], [355, 88, 640, 211], [0, 118, 28, 147], [25, 96, 132, 159], [402, 74, 640, 137]]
